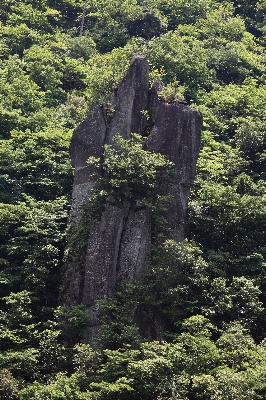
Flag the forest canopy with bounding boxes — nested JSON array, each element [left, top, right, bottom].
[[1, 0, 266, 399]]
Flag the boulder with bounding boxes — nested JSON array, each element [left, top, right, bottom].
[[62, 54, 202, 342]]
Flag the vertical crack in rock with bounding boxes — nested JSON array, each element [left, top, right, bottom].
[[63, 54, 202, 341], [81, 204, 126, 307], [70, 103, 107, 226], [106, 53, 150, 143], [116, 206, 151, 286]]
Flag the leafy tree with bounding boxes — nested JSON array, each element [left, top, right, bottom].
[[191, 368, 255, 400], [195, 5, 264, 84], [0, 55, 47, 138], [97, 290, 141, 350], [64, 35, 97, 61], [55, 95, 87, 128], [202, 276, 263, 328], [231, 0, 258, 34], [0, 291, 40, 382], [198, 78, 266, 141], [83, 47, 133, 105], [0, 129, 73, 202], [54, 305, 91, 346], [0, 196, 69, 308], [79, 0, 142, 52], [6, 2, 61, 34], [149, 29, 213, 99], [19, 373, 89, 400], [0, 368, 19, 400], [159, 0, 219, 29], [101, 133, 175, 202], [23, 45, 66, 106]]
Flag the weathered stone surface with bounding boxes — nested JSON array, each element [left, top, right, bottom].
[[70, 104, 106, 226], [116, 207, 151, 285], [81, 204, 125, 308], [146, 81, 202, 240], [63, 54, 202, 340], [106, 53, 149, 143]]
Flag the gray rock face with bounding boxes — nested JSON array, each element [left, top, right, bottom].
[[63, 54, 202, 341], [106, 54, 149, 143], [146, 82, 201, 240], [70, 103, 107, 226]]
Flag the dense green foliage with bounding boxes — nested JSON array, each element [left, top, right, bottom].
[[101, 133, 175, 201], [1, 0, 266, 398]]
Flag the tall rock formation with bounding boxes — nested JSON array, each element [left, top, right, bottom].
[[63, 54, 202, 341]]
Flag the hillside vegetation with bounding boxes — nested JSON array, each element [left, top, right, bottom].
[[1, 0, 266, 398]]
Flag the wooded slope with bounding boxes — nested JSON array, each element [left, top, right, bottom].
[[1, 0, 266, 398]]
